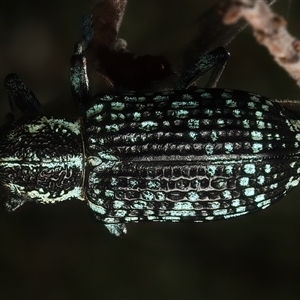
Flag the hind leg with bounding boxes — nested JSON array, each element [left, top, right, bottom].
[[175, 47, 230, 90]]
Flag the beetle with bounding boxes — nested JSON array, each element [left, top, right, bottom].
[[1, 12, 300, 237]]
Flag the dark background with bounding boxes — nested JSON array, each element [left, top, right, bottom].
[[1, 1, 300, 299]]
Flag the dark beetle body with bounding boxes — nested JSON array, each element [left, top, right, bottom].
[[1, 87, 300, 235]]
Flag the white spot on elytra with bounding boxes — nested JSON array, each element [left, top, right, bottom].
[[251, 131, 263, 141], [244, 164, 256, 174]]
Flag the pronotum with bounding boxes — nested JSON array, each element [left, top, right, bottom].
[[1, 9, 300, 237]]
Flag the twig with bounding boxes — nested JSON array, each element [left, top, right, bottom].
[[224, 0, 300, 87], [182, 0, 277, 67]]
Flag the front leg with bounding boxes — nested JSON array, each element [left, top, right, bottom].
[[70, 45, 90, 110], [70, 14, 94, 110], [4, 73, 41, 115]]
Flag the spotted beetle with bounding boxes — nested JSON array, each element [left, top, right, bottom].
[[1, 9, 300, 237]]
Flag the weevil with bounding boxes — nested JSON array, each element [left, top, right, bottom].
[[1, 16, 300, 237]]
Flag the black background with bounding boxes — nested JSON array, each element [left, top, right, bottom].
[[1, 1, 300, 299]]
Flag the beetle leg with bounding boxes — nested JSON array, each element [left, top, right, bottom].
[[4, 73, 41, 115], [70, 47, 90, 110], [69, 13, 94, 110], [104, 224, 127, 237], [80, 13, 94, 50], [175, 47, 230, 90], [4, 195, 26, 212]]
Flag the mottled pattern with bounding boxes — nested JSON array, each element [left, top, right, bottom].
[[0, 116, 84, 211], [85, 88, 300, 234]]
